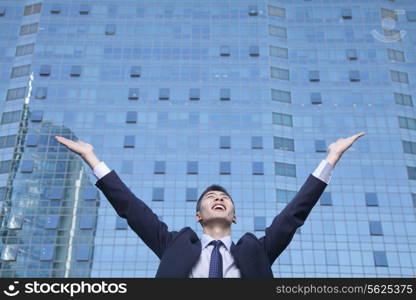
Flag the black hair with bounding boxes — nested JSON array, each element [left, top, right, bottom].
[[196, 184, 234, 212]]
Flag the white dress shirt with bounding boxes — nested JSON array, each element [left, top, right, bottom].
[[92, 159, 334, 278]]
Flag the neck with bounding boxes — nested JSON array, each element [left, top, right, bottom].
[[202, 222, 231, 240]]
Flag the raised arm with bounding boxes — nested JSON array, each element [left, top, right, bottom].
[[260, 132, 366, 264], [54, 136, 177, 259]]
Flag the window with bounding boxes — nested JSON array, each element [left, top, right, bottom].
[[79, 216, 94, 230], [0, 7, 5, 16], [276, 188, 296, 203], [249, 45, 259, 57], [381, 8, 397, 21], [271, 89, 291, 103], [309, 70, 320, 82], [39, 246, 54, 262], [35, 87, 47, 99], [219, 136, 231, 149], [251, 136, 263, 149], [130, 66, 141, 78], [26, 135, 38, 147], [128, 88, 139, 100], [407, 166, 416, 180], [252, 162, 264, 175], [19, 23, 38, 35], [30, 110, 43, 122], [394, 92, 412, 107], [349, 70, 360, 82], [402, 140, 416, 154], [369, 221, 383, 235], [272, 112, 293, 127], [123, 135, 135, 148], [220, 89, 230, 101], [373, 251, 388, 267], [21, 160, 33, 173], [105, 24, 116, 35], [50, 4, 61, 14], [391, 70, 409, 83], [254, 217, 266, 231], [11, 65, 31, 78], [0, 160, 12, 174], [70, 65, 82, 77], [1, 245, 17, 261], [273, 137, 295, 151], [24, 3, 42, 16], [126, 111, 137, 123], [187, 161, 198, 174], [269, 25, 287, 38], [44, 216, 59, 229], [0, 135, 16, 149], [248, 5, 258, 16], [39, 65, 51, 77], [154, 161, 166, 174], [341, 8, 352, 19], [159, 88, 170, 100], [275, 162, 296, 177], [311, 92, 322, 104], [365, 193, 378, 206], [320, 192, 332, 205], [1, 110, 21, 125], [269, 45, 288, 59], [47, 187, 63, 200], [121, 160, 133, 174], [387, 49, 405, 62], [268, 5, 285, 18], [186, 188, 198, 202], [220, 45, 230, 56], [315, 140, 327, 152], [15, 43, 35, 57], [152, 187, 164, 201], [412, 193, 416, 207], [189, 88, 200, 100], [6, 87, 26, 101], [407, 11, 416, 21], [83, 188, 97, 201], [220, 162, 231, 175], [399, 116, 416, 130], [346, 49, 358, 60], [271, 67, 289, 80], [76, 246, 91, 261], [79, 4, 90, 15], [325, 250, 339, 266], [115, 216, 127, 230]]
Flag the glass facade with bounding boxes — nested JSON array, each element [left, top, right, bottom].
[[0, 0, 415, 278]]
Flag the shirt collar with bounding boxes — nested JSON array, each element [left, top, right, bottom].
[[201, 233, 232, 251]]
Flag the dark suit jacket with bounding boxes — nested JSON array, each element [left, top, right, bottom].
[[95, 170, 328, 278]]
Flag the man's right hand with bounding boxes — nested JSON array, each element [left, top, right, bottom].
[[54, 136, 100, 169]]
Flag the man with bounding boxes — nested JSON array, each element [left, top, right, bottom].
[[55, 132, 365, 277]]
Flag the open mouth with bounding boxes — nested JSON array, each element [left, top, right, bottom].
[[211, 203, 226, 211]]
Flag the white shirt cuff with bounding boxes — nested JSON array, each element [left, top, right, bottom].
[[93, 161, 111, 180], [311, 159, 334, 184]]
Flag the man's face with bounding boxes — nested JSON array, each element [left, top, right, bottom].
[[195, 190, 236, 226]]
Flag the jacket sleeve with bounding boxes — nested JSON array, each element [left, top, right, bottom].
[[259, 174, 327, 265], [95, 170, 177, 259]]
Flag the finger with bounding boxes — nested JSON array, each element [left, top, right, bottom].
[[353, 132, 366, 140], [348, 132, 366, 141], [55, 136, 76, 148]]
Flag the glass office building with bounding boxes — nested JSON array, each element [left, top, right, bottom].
[[0, 0, 415, 277]]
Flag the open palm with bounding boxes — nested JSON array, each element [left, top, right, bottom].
[[54, 136, 94, 157]]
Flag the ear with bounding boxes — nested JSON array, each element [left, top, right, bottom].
[[195, 211, 202, 223], [232, 214, 237, 224]]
